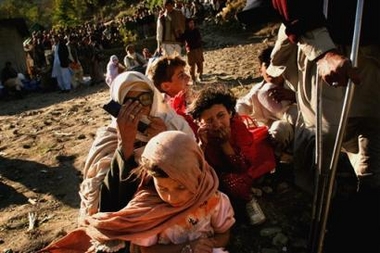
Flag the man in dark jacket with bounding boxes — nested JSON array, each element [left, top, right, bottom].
[[156, 0, 186, 57], [51, 35, 71, 92]]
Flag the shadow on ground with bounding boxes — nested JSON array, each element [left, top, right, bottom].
[[0, 155, 81, 209]]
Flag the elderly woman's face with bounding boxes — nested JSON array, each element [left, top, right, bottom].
[[124, 90, 153, 115]]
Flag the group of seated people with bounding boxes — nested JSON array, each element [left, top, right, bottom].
[[40, 45, 297, 252], [105, 44, 152, 87], [236, 46, 297, 159], [0, 61, 26, 98]]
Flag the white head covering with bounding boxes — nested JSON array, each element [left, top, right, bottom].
[[105, 55, 120, 86], [110, 55, 118, 62], [79, 71, 194, 221], [111, 71, 158, 117], [109, 71, 194, 133]]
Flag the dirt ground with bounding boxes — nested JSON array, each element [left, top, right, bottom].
[[0, 21, 352, 253]]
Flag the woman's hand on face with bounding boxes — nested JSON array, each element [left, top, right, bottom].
[[207, 127, 230, 145], [198, 123, 230, 145], [145, 116, 167, 138], [197, 123, 210, 148], [215, 126, 231, 144], [117, 100, 145, 142]]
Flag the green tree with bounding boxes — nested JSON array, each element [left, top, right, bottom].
[[70, 0, 89, 22], [24, 5, 39, 24], [0, 0, 33, 19], [142, 0, 162, 9], [53, 0, 74, 28]]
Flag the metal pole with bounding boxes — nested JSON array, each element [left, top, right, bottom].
[[309, 54, 325, 253], [308, 1, 328, 252], [316, 1, 364, 252], [322, 0, 329, 18]]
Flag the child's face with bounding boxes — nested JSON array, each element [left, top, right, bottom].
[[261, 63, 284, 85], [162, 66, 189, 97], [153, 177, 194, 207], [197, 104, 232, 143], [198, 104, 232, 131]]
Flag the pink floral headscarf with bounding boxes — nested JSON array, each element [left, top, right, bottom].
[[40, 131, 218, 252]]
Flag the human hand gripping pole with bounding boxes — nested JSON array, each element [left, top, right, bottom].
[[316, 50, 361, 87], [310, 1, 365, 253]]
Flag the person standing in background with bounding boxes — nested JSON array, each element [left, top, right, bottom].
[[181, 17, 204, 85], [142, 47, 152, 61], [88, 35, 105, 85], [156, 0, 186, 57], [51, 35, 71, 93], [66, 35, 84, 89]]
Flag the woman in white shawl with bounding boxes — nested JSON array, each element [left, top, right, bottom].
[[79, 71, 194, 224], [105, 55, 125, 87]]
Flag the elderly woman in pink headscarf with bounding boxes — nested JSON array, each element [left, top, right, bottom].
[[105, 55, 125, 87], [39, 131, 235, 253]]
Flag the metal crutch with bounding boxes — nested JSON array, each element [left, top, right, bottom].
[[315, 1, 364, 253], [309, 65, 325, 253], [308, 1, 329, 251]]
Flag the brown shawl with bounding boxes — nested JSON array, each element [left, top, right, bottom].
[[40, 131, 219, 252]]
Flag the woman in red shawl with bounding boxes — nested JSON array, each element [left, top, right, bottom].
[[188, 84, 276, 225]]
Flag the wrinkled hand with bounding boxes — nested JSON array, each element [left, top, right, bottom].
[[317, 50, 360, 87], [268, 86, 296, 103], [197, 121, 231, 148], [197, 124, 210, 149], [211, 127, 231, 145], [116, 100, 144, 156]]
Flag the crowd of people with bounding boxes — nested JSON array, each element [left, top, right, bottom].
[[11, 0, 377, 252], [17, 2, 159, 93], [0, 0, 210, 97]]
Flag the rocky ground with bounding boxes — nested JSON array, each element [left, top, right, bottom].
[[0, 20, 357, 253]]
